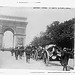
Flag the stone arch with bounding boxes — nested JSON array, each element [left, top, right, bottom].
[[0, 15, 28, 49], [3, 27, 14, 34]]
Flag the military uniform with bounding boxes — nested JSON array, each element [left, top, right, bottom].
[[60, 48, 70, 71], [25, 46, 31, 63]]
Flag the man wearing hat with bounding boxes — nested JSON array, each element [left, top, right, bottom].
[[60, 47, 70, 71]]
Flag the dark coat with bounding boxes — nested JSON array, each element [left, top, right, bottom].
[[25, 47, 31, 55], [60, 50, 70, 66]]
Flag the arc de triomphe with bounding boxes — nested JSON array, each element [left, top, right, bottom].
[[0, 15, 28, 48]]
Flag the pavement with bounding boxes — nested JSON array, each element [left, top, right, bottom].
[[0, 51, 74, 71]]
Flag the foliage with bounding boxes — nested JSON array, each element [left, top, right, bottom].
[[31, 18, 75, 49]]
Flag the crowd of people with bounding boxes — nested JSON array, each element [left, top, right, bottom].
[[10, 45, 74, 71], [11, 45, 43, 62]]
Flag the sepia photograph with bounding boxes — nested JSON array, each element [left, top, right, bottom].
[[0, 6, 75, 72]]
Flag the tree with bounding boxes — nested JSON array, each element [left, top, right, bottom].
[[31, 18, 74, 50], [31, 36, 40, 47], [46, 18, 74, 49]]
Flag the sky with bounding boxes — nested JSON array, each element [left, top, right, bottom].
[[0, 7, 75, 47]]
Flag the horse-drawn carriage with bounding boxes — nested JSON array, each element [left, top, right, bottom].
[[31, 46, 44, 60], [43, 44, 61, 66]]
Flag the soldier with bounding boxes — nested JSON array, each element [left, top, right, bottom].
[[14, 47, 19, 60], [31, 46, 36, 59], [35, 49, 38, 61], [11, 48, 14, 56], [60, 47, 70, 71], [19, 46, 24, 59], [25, 46, 31, 63]]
